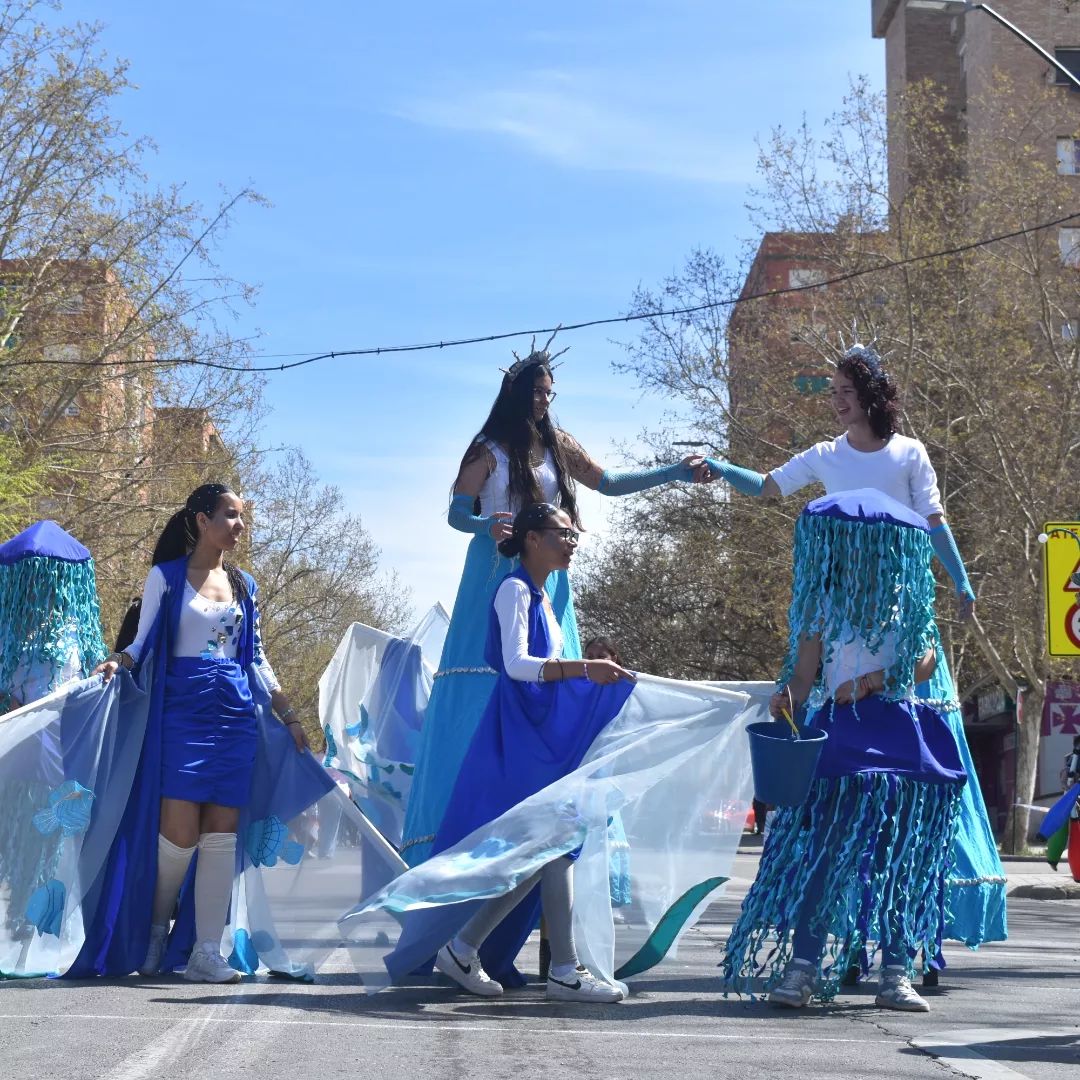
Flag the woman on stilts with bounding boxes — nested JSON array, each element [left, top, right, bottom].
[[723, 488, 967, 1011], [401, 335, 710, 867], [707, 343, 1006, 963]]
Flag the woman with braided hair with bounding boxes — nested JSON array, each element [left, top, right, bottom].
[[708, 344, 1005, 973], [401, 336, 710, 867], [84, 483, 312, 983]]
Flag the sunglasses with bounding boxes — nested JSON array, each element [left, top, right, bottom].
[[538, 526, 579, 543], [533, 389, 557, 402]]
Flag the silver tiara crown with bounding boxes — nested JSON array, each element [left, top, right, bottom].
[[500, 327, 570, 382], [836, 323, 884, 375]]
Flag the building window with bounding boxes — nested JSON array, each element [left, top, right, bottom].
[[43, 344, 80, 365], [788, 268, 827, 289], [1059, 138, 1080, 174], [1060, 227, 1080, 267], [54, 292, 83, 315], [1054, 49, 1080, 88]]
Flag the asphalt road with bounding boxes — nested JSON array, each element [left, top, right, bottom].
[[1, 852, 1077, 1080]]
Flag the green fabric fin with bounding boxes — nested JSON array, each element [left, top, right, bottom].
[[1047, 822, 1069, 869], [614, 876, 728, 979]]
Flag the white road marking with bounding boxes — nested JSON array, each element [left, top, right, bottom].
[[912, 1027, 1080, 1080], [0, 1012, 888, 1043], [102, 1018, 216, 1080]]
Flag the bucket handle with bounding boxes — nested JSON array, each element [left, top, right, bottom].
[[779, 685, 800, 740]]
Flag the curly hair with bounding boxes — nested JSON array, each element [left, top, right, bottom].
[[836, 347, 900, 440]]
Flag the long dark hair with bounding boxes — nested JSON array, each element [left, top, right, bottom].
[[458, 360, 581, 527], [114, 597, 142, 652], [497, 501, 560, 559], [151, 482, 249, 602], [836, 346, 900, 440]]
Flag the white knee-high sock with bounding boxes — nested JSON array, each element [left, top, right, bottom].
[[194, 832, 237, 950], [151, 835, 196, 927]]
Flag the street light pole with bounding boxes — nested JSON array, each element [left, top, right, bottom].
[[965, 2, 1080, 92]]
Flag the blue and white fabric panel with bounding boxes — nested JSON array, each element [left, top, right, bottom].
[[318, 604, 449, 849], [340, 676, 762, 994]]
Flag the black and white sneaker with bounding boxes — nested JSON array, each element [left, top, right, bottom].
[[546, 966, 624, 1003], [435, 943, 504, 997]]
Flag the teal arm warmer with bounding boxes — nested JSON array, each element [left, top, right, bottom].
[[704, 458, 766, 497], [448, 493, 495, 536], [598, 462, 693, 496], [930, 522, 975, 601]]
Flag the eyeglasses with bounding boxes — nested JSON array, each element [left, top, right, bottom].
[[533, 389, 557, 403], [538, 526, 579, 543]]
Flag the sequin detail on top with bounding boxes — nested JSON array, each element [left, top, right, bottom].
[[183, 580, 244, 660]]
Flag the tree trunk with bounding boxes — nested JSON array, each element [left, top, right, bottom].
[[1002, 681, 1045, 855]]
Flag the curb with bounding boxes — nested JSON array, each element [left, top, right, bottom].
[[1009, 882, 1080, 900]]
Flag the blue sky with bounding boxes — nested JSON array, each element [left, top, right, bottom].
[[55, 1, 883, 616]]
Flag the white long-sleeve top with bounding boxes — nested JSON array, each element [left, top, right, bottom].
[[493, 575, 564, 682], [124, 565, 280, 690], [769, 433, 943, 520]]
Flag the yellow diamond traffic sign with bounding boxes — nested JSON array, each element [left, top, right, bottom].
[[1042, 523, 1080, 657]]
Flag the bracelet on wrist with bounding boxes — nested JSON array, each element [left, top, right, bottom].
[[279, 706, 296, 721], [286, 719, 302, 727]]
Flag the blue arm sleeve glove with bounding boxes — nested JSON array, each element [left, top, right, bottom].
[[448, 493, 495, 536], [930, 522, 975, 601], [704, 458, 766, 497], [598, 461, 693, 497]]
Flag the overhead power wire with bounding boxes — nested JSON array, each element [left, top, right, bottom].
[[7, 208, 1080, 375]]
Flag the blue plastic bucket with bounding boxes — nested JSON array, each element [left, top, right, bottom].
[[747, 720, 828, 807]]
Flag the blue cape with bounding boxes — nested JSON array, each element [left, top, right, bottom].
[[64, 556, 333, 977]]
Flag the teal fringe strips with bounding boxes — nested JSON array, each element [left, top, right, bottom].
[[722, 772, 961, 1001], [0, 556, 107, 707], [779, 511, 938, 701]]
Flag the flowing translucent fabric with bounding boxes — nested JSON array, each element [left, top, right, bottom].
[[0, 648, 410, 980], [318, 605, 449, 848], [339, 676, 765, 994], [0, 670, 152, 977]]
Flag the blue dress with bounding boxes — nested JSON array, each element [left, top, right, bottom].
[[401, 533, 580, 865], [387, 566, 630, 986], [917, 653, 1007, 950]]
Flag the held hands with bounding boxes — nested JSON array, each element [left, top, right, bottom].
[[681, 455, 712, 484], [488, 511, 514, 542], [586, 658, 636, 685]]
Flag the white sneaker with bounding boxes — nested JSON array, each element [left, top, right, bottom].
[[875, 966, 930, 1012], [546, 966, 624, 1003], [435, 943, 503, 997], [183, 942, 242, 984], [769, 960, 816, 1008], [138, 924, 168, 976]]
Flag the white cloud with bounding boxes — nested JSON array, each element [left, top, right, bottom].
[[394, 69, 755, 186]]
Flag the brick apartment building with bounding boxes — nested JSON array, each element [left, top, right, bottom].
[[0, 259, 233, 629]]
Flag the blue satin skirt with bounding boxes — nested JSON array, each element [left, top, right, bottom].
[[160, 656, 258, 807]]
